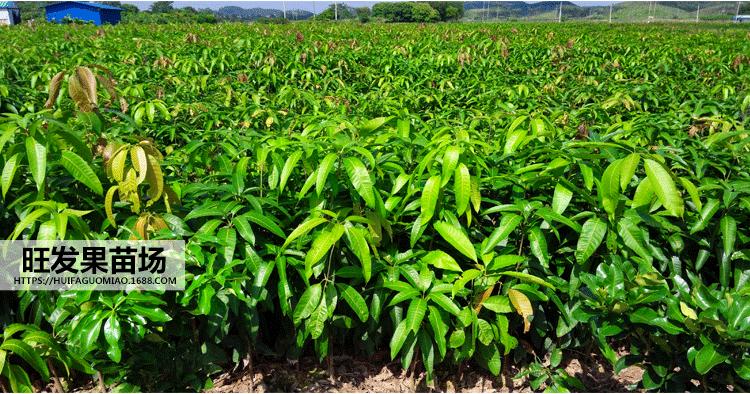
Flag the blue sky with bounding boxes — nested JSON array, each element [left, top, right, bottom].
[[123, 1, 623, 12]]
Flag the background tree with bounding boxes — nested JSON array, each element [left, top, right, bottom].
[[371, 2, 393, 19], [17, 1, 49, 20], [355, 6, 371, 23], [427, 1, 464, 21], [150, 1, 174, 14], [181, 6, 197, 14], [389, 2, 414, 22], [445, 6, 459, 20], [120, 4, 139, 16], [317, 3, 354, 21], [412, 3, 439, 22]]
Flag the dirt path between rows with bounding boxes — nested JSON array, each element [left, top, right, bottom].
[[204, 349, 643, 393]]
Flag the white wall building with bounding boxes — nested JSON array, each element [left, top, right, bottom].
[[0, 1, 20, 25]]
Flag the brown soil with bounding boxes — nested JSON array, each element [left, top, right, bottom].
[[53, 347, 643, 393], [203, 349, 643, 393]]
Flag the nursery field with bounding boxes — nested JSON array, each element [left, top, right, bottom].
[[1, 21, 750, 392]]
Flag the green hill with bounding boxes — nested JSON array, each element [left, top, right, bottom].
[[462, 1, 742, 22]]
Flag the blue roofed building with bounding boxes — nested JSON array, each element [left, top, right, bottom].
[[41, 2, 124, 25], [0, 1, 20, 25]]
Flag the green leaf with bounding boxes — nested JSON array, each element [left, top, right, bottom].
[[434, 221, 477, 263], [36, 219, 54, 241], [550, 348, 563, 368], [500, 271, 556, 290], [480, 295, 512, 313], [527, 226, 549, 267], [20, 330, 62, 355], [552, 183, 573, 215], [452, 269, 481, 296], [576, 217, 607, 264], [2, 153, 21, 199], [470, 176, 481, 213], [25, 135, 46, 192], [428, 293, 461, 316], [454, 163, 471, 215], [0, 339, 49, 382], [231, 215, 255, 245], [304, 224, 344, 278], [245, 210, 285, 239], [60, 150, 103, 195], [405, 297, 428, 333], [482, 214, 521, 255], [198, 285, 216, 315], [418, 329, 435, 382], [423, 250, 462, 272], [477, 342, 502, 375], [293, 283, 322, 326], [128, 305, 171, 322], [644, 159, 684, 218], [617, 217, 653, 263], [359, 116, 392, 135], [344, 226, 371, 283], [389, 288, 421, 306], [390, 320, 409, 360], [427, 305, 448, 358], [217, 227, 237, 263], [344, 157, 375, 208], [632, 177, 655, 209], [600, 159, 624, 218], [336, 283, 369, 322], [7, 364, 34, 393], [449, 329, 465, 348], [0, 349, 6, 376], [690, 198, 720, 235], [282, 217, 328, 250], [309, 296, 327, 339], [535, 209, 582, 232], [316, 153, 337, 195], [720, 215, 736, 288], [278, 150, 302, 195], [441, 145, 460, 186], [0, 124, 17, 154], [103, 316, 122, 362], [421, 175, 442, 224], [679, 177, 702, 212], [487, 255, 526, 271], [619, 153, 640, 190], [477, 318, 493, 345], [694, 343, 728, 374], [11, 206, 50, 241], [505, 127, 528, 155], [103, 315, 121, 347]]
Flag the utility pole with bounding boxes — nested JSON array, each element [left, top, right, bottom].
[[696, 4, 700, 22], [737, 1, 742, 21], [558, 1, 562, 22], [335, 2, 338, 20], [283, 0, 286, 19], [609, 4, 612, 22], [313, 1, 316, 21]]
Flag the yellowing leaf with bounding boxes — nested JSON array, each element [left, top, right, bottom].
[[509, 288, 533, 333], [105, 186, 119, 226]]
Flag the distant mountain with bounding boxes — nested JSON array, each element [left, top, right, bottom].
[[215, 5, 313, 20], [464, 1, 578, 16]]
